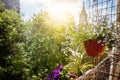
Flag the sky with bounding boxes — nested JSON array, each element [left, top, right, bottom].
[[20, 0, 117, 23], [20, 0, 82, 21]]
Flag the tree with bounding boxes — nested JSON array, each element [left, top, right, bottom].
[[22, 11, 69, 79], [0, 3, 26, 80]]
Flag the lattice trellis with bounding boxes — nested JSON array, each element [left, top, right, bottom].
[[78, 0, 120, 80], [86, 0, 117, 23]]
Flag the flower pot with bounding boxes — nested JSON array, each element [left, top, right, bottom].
[[84, 39, 105, 57]]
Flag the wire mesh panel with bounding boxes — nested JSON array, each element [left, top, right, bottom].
[[87, 0, 117, 24]]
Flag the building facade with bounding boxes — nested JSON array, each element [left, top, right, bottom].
[[0, 0, 20, 13], [79, 0, 87, 24]]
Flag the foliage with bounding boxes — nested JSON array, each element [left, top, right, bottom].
[[95, 22, 117, 49], [0, 2, 104, 80], [21, 11, 69, 79], [78, 24, 96, 42], [78, 21, 117, 50], [62, 22, 94, 77], [22, 11, 94, 79], [65, 52, 93, 76], [0, 3, 27, 80]]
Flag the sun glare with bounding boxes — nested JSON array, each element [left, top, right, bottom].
[[45, 1, 82, 24], [48, 5, 70, 24]]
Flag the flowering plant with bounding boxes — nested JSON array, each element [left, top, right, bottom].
[[47, 65, 63, 80], [79, 21, 116, 49], [94, 22, 116, 49]]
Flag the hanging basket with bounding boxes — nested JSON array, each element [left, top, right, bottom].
[[84, 39, 105, 57]]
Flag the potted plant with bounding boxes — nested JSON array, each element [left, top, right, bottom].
[[78, 24, 104, 58], [83, 39, 105, 57], [79, 21, 116, 58]]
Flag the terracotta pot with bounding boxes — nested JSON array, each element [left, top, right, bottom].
[[84, 39, 105, 57]]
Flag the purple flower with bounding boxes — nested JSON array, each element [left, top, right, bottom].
[[47, 65, 64, 80], [58, 65, 63, 72], [47, 69, 60, 80], [52, 69, 60, 79], [47, 75, 53, 80]]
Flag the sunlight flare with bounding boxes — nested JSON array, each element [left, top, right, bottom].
[[48, 5, 70, 24], [44, 0, 82, 24]]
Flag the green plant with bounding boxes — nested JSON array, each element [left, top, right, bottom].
[[79, 21, 116, 49], [0, 3, 27, 80], [78, 24, 96, 42], [95, 22, 117, 49], [61, 22, 94, 77], [22, 11, 70, 79], [65, 49, 93, 76]]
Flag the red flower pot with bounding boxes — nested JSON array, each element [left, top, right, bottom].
[[84, 39, 105, 57]]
